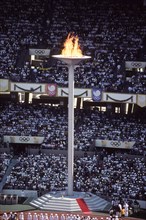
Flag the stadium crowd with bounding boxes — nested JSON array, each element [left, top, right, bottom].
[[0, 103, 68, 150], [0, 0, 146, 93], [2, 152, 146, 201], [0, 101, 145, 205], [0, 103, 145, 154]]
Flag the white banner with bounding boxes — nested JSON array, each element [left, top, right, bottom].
[[95, 139, 135, 149], [10, 82, 46, 93], [29, 49, 50, 56], [137, 94, 146, 107], [125, 61, 146, 69], [0, 79, 9, 92], [103, 92, 136, 103], [4, 136, 44, 144], [58, 87, 92, 97]]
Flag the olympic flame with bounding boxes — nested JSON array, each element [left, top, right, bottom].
[[61, 33, 83, 57]]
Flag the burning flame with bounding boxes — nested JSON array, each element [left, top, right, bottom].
[[61, 33, 83, 57]]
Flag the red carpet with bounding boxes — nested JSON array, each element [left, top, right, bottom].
[[76, 198, 91, 214]]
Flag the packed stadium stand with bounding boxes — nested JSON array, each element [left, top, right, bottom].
[[0, 0, 146, 219]]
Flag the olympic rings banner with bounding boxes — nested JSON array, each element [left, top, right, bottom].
[[4, 136, 44, 144], [29, 49, 50, 56], [125, 61, 146, 69], [95, 139, 135, 149]]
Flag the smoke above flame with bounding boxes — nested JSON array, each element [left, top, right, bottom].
[[61, 33, 83, 57]]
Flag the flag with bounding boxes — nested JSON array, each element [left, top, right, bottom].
[[46, 84, 57, 96], [92, 88, 102, 101]]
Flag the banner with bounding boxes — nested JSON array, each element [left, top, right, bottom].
[[11, 82, 46, 93], [95, 139, 135, 149], [103, 92, 136, 103], [45, 84, 57, 96], [4, 136, 44, 144], [58, 87, 92, 97], [125, 61, 146, 69], [137, 94, 146, 107], [1, 82, 144, 107], [29, 49, 50, 56], [0, 79, 9, 92], [92, 88, 102, 101]]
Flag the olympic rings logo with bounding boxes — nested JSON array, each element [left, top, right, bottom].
[[19, 136, 30, 142], [110, 141, 121, 148], [131, 62, 142, 68], [35, 50, 45, 55]]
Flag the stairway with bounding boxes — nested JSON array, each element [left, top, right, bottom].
[[76, 198, 91, 214], [30, 191, 111, 212], [16, 49, 28, 67], [30, 193, 81, 212], [84, 193, 112, 212], [0, 158, 18, 192]]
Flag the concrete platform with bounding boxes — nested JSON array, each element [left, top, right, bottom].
[[30, 191, 111, 212]]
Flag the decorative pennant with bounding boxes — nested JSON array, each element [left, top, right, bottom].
[[46, 84, 57, 96], [92, 88, 102, 101]]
